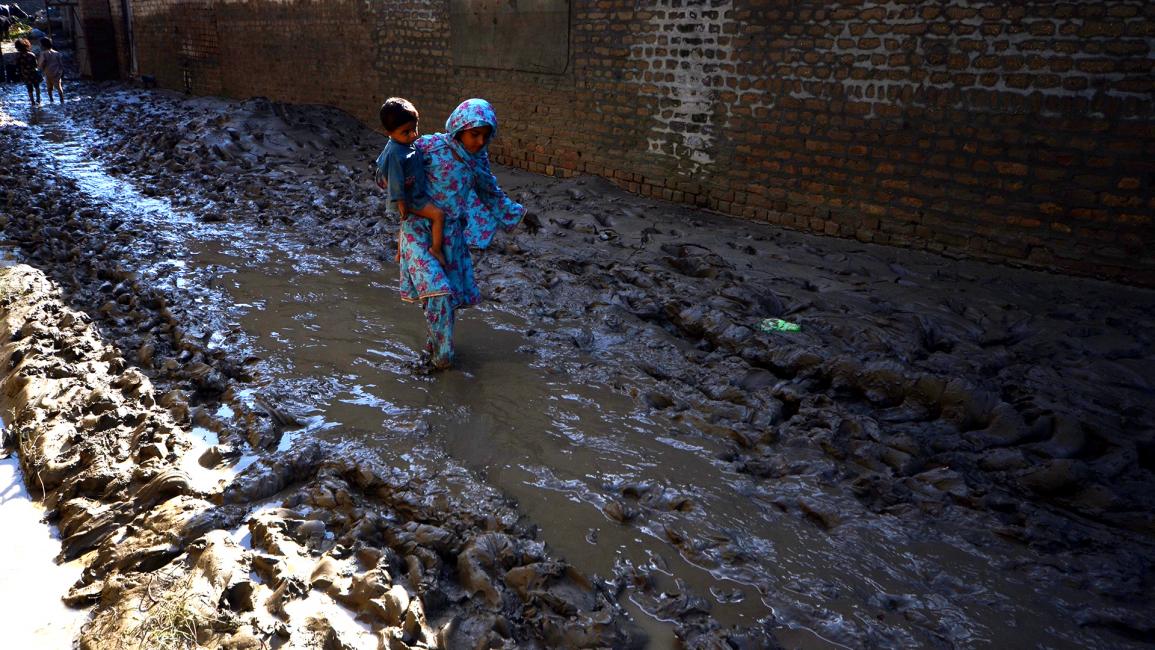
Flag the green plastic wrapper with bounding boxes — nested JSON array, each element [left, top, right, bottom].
[[759, 318, 801, 333]]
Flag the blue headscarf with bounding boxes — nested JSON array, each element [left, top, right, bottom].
[[446, 98, 499, 142], [442, 98, 501, 195]]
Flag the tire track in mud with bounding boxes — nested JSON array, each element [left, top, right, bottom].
[[3, 83, 1155, 648]]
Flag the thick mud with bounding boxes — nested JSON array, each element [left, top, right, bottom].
[[1, 82, 1154, 648]]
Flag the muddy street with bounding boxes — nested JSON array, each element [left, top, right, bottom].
[[2, 82, 1154, 649]]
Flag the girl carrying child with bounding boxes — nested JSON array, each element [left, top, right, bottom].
[[376, 98, 537, 370]]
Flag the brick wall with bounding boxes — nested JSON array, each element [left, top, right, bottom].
[[130, 0, 221, 94], [119, 0, 1155, 285]]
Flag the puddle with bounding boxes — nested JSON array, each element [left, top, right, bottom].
[[195, 232, 1104, 648], [208, 238, 778, 630], [8, 93, 782, 636], [0, 451, 90, 647]]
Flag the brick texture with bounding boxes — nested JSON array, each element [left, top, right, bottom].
[[112, 1, 1155, 285]]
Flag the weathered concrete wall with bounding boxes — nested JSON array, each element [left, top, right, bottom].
[[447, 0, 570, 74], [119, 0, 1155, 285]]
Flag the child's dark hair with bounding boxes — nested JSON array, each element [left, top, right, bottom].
[[41, 37, 53, 49], [14, 38, 29, 52], [380, 97, 418, 132]]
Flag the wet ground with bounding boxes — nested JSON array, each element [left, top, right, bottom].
[[2, 80, 1154, 648], [0, 453, 88, 647]]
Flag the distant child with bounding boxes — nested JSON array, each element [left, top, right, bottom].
[[375, 97, 445, 266], [13, 38, 40, 106], [37, 37, 64, 103]]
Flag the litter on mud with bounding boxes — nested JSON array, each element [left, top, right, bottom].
[[759, 318, 801, 333]]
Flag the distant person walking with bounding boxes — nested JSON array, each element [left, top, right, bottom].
[[13, 38, 40, 106], [37, 37, 63, 103]]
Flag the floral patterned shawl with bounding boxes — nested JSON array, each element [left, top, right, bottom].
[[384, 98, 526, 306]]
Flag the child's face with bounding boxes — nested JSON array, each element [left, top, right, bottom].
[[458, 126, 492, 154], [387, 120, 420, 146]]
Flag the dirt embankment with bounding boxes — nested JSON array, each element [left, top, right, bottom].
[[1, 83, 1154, 648], [0, 263, 643, 648]]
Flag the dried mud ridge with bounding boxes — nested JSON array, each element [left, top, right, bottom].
[[0, 264, 656, 648], [1, 84, 1153, 647]]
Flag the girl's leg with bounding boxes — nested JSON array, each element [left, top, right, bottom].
[[25, 83, 34, 105], [421, 295, 455, 369]]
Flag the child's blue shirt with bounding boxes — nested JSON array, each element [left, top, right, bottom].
[[376, 139, 432, 211]]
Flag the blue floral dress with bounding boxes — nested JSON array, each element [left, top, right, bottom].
[[376, 99, 525, 367]]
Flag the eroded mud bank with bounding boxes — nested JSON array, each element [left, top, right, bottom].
[[0, 264, 641, 648], [1, 83, 1153, 648]]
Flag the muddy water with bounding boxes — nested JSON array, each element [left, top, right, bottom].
[[0, 454, 90, 647], [5, 88, 1139, 649], [178, 235, 775, 646]]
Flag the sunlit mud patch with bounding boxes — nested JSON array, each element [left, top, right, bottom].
[[0, 110, 29, 128], [0, 453, 89, 647], [0, 263, 644, 648]]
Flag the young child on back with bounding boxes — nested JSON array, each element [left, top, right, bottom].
[[37, 37, 64, 103], [375, 98, 445, 266]]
